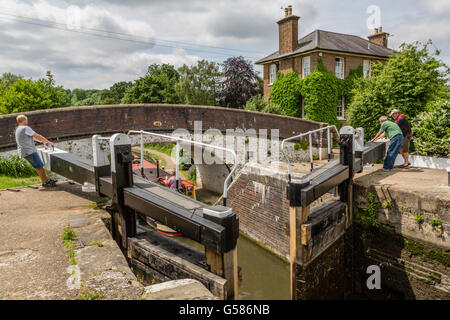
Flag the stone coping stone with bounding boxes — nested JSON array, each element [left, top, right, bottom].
[[142, 279, 217, 300]]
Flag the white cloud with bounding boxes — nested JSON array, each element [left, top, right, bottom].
[[420, 0, 450, 15], [0, 0, 448, 90]]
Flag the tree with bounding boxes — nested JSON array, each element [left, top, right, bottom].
[[244, 95, 267, 112], [0, 71, 69, 114], [109, 81, 133, 104], [348, 40, 449, 139], [122, 64, 180, 104], [218, 56, 260, 108], [176, 60, 221, 105], [38, 71, 69, 107], [0, 72, 23, 91], [411, 99, 449, 157]]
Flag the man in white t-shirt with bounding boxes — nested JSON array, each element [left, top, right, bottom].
[[15, 115, 56, 187]]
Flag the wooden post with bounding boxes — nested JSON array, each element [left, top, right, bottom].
[[290, 205, 310, 300], [205, 248, 238, 300], [289, 206, 299, 300]]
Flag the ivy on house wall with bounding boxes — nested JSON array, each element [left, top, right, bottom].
[[269, 71, 302, 117], [301, 59, 340, 127], [268, 58, 362, 128]]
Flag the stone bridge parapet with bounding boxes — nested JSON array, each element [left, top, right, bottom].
[[0, 104, 327, 151]]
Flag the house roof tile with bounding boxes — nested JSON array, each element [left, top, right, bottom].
[[256, 29, 394, 64]]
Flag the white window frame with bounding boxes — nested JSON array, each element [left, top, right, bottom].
[[269, 63, 277, 85], [337, 96, 345, 120], [302, 56, 310, 78], [335, 57, 345, 79], [363, 59, 371, 79]]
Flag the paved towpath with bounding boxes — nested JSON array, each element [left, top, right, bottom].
[[0, 183, 96, 299]]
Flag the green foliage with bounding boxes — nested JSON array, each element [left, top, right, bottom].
[[0, 175, 41, 190], [340, 65, 363, 104], [403, 239, 424, 256], [356, 192, 381, 227], [282, 58, 363, 128], [294, 140, 309, 151], [430, 218, 443, 233], [269, 71, 302, 117], [426, 272, 441, 284], [122, 64, 180, 104], [426, 249, 450, 266], [145, 143, 174, 156], [0, 72, 23, 91], [78, 289, 103, 300], [176, 60, 221, 105], [61, 227, 77, 241], [244, 95, 267, 112], [414, 213, 424, 225], [348, 41, 449, 141], [262, 102, 291, 116], [185, 165, 196, 184], [410, 100, 449, 157], [179, 148, 193, 170], [301, 66, 340, 127], [0, 156, 37, 178], [0, 71, 69, 114], [108, 81, 133, 104], [69, 89, 112, 106], [383, 199, 392, 208], [62, 227, 77, 265]]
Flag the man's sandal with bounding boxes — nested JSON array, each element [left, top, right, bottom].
[[400, 162, 411, 168]]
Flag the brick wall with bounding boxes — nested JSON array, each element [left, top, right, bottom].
[[227, 162, 334, 258], [278, 58, 295, 74], [277, 16, 299, 55], [0, 104, 327, 150], [227, 167, 291, 258]]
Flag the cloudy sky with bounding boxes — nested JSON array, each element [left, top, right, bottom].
[[0, 0, 448, 89]]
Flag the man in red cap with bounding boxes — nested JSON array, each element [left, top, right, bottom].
[[390, 109, 413, 168]]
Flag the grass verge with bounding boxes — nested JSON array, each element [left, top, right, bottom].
[[144, 143, 175, 156], [62, 227, 77, 265], [0, 174, 41, 190]]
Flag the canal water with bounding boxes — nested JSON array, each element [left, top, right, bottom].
[[177, 235, 290, 300]]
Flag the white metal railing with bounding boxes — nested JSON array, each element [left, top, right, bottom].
[[128, 130, 238, 206], [281, 125, 340, 181]]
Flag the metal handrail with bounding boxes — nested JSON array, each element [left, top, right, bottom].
[[281, 125, 339, 181], [128, 130, 238, 206]]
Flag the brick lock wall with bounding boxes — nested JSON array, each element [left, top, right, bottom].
[[227, 171, 291, 258], [0, 104, 327, 150]]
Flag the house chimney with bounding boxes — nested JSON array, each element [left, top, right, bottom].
[[368, 26, 389, 47], [277, 5, 300, 54]]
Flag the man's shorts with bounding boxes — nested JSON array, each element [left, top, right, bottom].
[[401, 133, 412, 153], [24, 152, 44, 169]]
